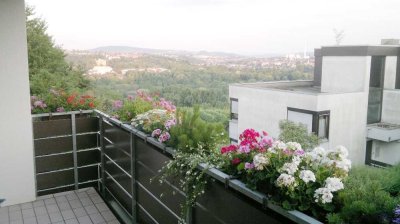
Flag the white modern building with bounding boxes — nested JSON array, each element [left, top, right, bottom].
[[229, 42, 400, 166]]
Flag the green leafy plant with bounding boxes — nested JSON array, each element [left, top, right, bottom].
[[112, 97, 153, 122], [328, 165, 400, 224], [166, 106, 227, 151], [279, 120, 319, 150]]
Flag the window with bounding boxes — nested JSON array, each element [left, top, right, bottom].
[[229, 98, 239, 142], [396, 55, 400, 89], [287, 107, 330, 140], [230, 98, 238, 120]]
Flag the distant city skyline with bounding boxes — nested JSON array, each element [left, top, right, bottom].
[[26, 0, 400, 55]]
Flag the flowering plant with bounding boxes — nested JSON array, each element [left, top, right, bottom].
[[31, 89, 96, 114], [393, 205, 400, 224], [111, 90, 175, 122], [219, 129, 351, 220], [131, 109, 176, 143]]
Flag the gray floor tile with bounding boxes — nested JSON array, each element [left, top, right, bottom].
[[36, 195, 53, 200], [79, 198, 92, 207], [100, 211, 116, 222], [52, 221, 65, 224], [107, 220, 120, 224], [34, 206, 48, 216], [85, 189, 96, 195], [66, 194, 78, 201], [76, 192, 88, 199], [58, 202, 71, 211], [77, 216, 92, 224], [45, 204, 60, 214], [20, 202, 33, 210], [9, 219, 23, 224], [0, 211, 8, 221], [89, 213, 105, 224], [22, 208, 35, 219], [0, 207, 9, 214], [9, 210, 22, 221], [36, 215, 51, 224], [33, 200, 45, 208], [49, 212, 63, 223], [0, 220, 9, 224], [88, 197, 102, 205], [72, 208, 87, 218], [65, 218, 79, 224], [8, 205, 20, 212], [69, 200, 82, 209], [55, 196, 68, 204], [61, 210, 75, 220], [94, 203, 108, 213], [44, 198, 56, 206], [23, 217, 37, 224], [83, 206, 97, 215]]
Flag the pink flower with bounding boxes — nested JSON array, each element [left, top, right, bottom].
[[127, 95, 134, 100], [221, 145, 237, 154], [245, 162, 255, 170], [238, 145, 251, 153], [152, 129, 162, 138], [164, 119, 176, 130], [112, 100, 123, 110], [158, 132, 170, 143], [56, 107, 65, 112], [259, 136, 273, 148], [33, 100, 47, 109]]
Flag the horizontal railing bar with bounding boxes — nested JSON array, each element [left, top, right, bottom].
[[104, 154, 132, 178], [32, 110, 94, 118], [104, 187, 133, 219], [137, 182, 181, 221], [35, 147, 100, 158], [137, 203, 159, 224], [34, 132, 98, 141], [36, 164, 100, 175], [104, 171, 133, 199], [37, 180, 99, 193]]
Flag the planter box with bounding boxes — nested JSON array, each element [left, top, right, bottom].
[[96, 110, 322, 224]]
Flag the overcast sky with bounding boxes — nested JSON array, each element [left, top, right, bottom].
[[26, 0, 400, 55]]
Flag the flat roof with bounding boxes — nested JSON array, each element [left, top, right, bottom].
[[231, 80, 324, 94]]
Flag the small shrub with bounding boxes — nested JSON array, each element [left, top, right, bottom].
[[279, 120, 319, 150]]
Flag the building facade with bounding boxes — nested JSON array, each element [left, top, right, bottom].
[[229, 43, 400, 165]]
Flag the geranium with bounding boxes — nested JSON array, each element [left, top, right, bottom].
[[314, 187, 334, 204], [276, 174, 297, 189], [393, 206, 400, 224], [112, 100, 123, 110], [253, 153, 269, 170], [299, 170, 316, 183], [325, 177, 344, 192], [132, 109, 175, 143]]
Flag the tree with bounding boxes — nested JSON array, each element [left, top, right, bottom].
[[278, 120, 319, 150], [26, 6, 89, 95]]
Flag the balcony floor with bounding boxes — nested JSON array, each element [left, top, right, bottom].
[[0, 188, 120, 224]]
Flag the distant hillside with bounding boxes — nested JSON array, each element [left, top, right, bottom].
[[89, 46, 241, 58]]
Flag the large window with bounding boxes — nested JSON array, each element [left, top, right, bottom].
[[396, 55, 400, 89], [229, 98, 239, 142], [287, 107, 330, 140]]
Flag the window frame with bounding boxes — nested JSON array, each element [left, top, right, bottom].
[[287, 107, 330, 140], [230, 98, 238, 120]]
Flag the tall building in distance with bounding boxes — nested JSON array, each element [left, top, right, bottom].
[[229, 41, 400, 166]]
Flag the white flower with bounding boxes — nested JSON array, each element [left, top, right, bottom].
[[273, 141, 287, 151], [307, 147, 326, 163], [335, 158, 351, 172], [280, 162, 298, 175], [314, 187, 333, 204], [276, 174, 297, 188], [292, 156, 302, 166], [253, 153, 269, 170], [287, 142, 302, 151], [335, 145, 349, 159], [325, 177, 344, 192], [299, 170, 316, 184]]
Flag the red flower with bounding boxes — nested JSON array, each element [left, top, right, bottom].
[[89, 102, 95, 108], [231, 158, 241, 165], [79, 99, 85, 105], [67, 95, 76, 104], [221, 144, 237, 154]]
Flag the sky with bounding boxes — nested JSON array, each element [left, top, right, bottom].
[[26, 0, 400, 55]]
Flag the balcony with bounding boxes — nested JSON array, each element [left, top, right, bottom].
[[367, 122, 400, 142], [0, 110, 321, 224]]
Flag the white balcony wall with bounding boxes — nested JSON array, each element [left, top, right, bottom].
[[321, 56, 371, 93], [372, 141, 400, 165], [383, 56, 398, 90], [0, 0, 36, 205], [381, 90, 400, 124]]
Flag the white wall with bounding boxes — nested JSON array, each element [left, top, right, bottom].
[[321, 56, 371, 93], [229, 85, 318, 140], [0, 0, 36, 205], [230, 85, 368, 165], [372, 141, 400, 165], [317, 92, 368, 165], [381, 90, 400, 124], [383, 56, 398, 90]]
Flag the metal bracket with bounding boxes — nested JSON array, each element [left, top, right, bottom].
[[224, 177, 230, 189], [262, 196, 269, 210]]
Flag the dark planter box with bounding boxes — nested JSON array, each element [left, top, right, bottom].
[[96, 110, 322, 224]]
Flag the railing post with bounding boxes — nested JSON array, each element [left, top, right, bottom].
[[71, 113, 79, 190], [99, 117, 106, 197], [131, 132, 138, 224]]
